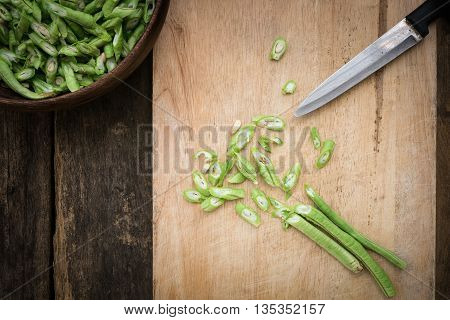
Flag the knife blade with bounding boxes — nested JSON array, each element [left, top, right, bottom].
[[295, 0, 450, 117]]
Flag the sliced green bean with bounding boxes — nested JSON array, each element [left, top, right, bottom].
[[105, 56, 116, 71], [228, 172, 246, 184], [201, 197, 224, 213], [282, 162, 301, 199], [29, 32, 58, 57], [235, 203, 261, 227], [252, 115, 285, 131], [251, 147, 281, 188], [234, 152, 257, 184], [293, 203, 396, 297], [310, 127, 321, 150], [209, 187, 245, 200], [182, 189, 205, 204], [227, 123, 255, 155], [128, 22, 145, 49], [192, 170, 210, 197], [251, 188, 269, 211], [14, 67, 35, 81], [45, 57, 58, 83], [194, 149, 217, 173], [316, 139, 335, 169], [269, 37, 287, 61], [304, 184, 407, 269], [272, 207, 363, 273], [112, 24, 123, 60], [61, 60, 80, 92], [281, 80, 297, 95], [143, 0, 155, 23], [208, 161, 225, 186]]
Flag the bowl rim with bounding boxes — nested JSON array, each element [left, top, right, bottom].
[[0, 0, 169, 112]]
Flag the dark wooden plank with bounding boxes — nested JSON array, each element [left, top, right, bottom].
[[436, 19, 450, 300], [0, 112, 53, 299], [53, 56, 153, 299]]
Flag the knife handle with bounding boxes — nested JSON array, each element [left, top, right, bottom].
[[406, 0, 450, 36]]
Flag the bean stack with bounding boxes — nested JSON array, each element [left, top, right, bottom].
[[0, 0, 155, 99]]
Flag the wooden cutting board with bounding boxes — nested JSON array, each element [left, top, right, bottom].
[[153, 0, 446, 299]]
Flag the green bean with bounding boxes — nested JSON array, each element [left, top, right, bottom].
[[251, 188, 269, 211], [61, 60, 79, 92], [112, 24, 123, 60], [208, 161, 225, 186], [251, 147, 281, 188], [194, 149, 217, 173], [182, 189, 205, 204], [84, 0, 104, 14], [89, 37, 107, 48], [231, 120, 241, 134], [25, 46, 42, 69], [44, 0, 96, 28], [0, 58, 53, 99], [269, 36, 287, 61], [304, 184, 407, 269], [201, 197, 224, 213], [192, 170, 210, 197], [235, 203, 261, 227], [316, 139, 335, 169], [310, 127, 321, 150], [125, 16, 140, 31], [29, 32, 58, 57], [234, 152, 257, 184], [70, 61, 97, 75], [0, 4, 11, 21], [216, 158, 234, 187], [0, 48, 23, 66], [32, 78, 59, 93], [282, 162, 301, 199], [102, 0, 119, 18], [59, 45, 81, 56], [143, 0, 155, 23], [293, 203, 396, 297], [227, 172, 246, 184], [29, 19, 53, 42], [257, 136, 271, 153], [105, 56, 116, 71], [0, 23, 8, 45], [31, 1, 42, 22], [95, 52, 105, 74], [268, 197, 288, 210], [78, 75, 94, 87], [103, 42, 114, 58], [252, 115, 285, 131], [209, 187, 245, 200], [75, 42, 100, 56], [109, 7, 140, 19], [14, 67, 34, 81], [272, 207, 363, 273], [101, 17, 122, 30], [8, 30, 16, 50], [227, 123, 255, 155], [45, 57, 58, 82], [281, 80, 297, 94], [127, 22, 144, 49], [66, 20, 86, 39], [15, 12, 30, 41]]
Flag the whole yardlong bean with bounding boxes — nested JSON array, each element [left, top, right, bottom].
[[304, 184, 407, 269], [0, 0, 151, 99], [272, 207, 363, 273], [293, 203, 396, 297]]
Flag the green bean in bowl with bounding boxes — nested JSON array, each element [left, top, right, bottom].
[[0, 0, 155, 100]]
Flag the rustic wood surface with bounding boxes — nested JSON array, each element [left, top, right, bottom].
[[153, 0, 447, 299], [53, 57, 153, 299], [0, 112, 53, 299]]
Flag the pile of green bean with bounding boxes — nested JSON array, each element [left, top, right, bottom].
[[0, 0, 155, 99], [182, 115, 407, 298]]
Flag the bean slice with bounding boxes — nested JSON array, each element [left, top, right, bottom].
[[251, 188, 269, 211], [235, 203, 261, 227]]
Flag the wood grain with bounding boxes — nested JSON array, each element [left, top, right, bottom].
[[53, 57, 153, 299], [0, 112, 53, 299], [153, 0, 441, 299]]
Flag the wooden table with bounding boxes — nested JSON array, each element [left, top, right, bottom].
[[1, 0, 449, 299]]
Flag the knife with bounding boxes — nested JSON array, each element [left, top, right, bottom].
[[295, 0, 450, 117]]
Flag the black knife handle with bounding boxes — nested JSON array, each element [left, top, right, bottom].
[[406, 0, 450, 37]]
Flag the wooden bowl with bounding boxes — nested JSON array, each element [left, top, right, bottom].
[[0, 0, 170, 112]]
